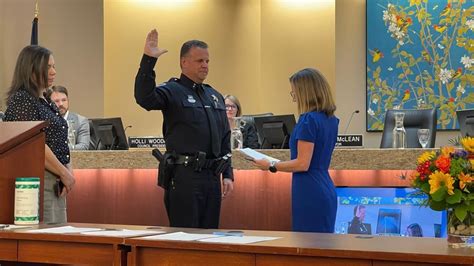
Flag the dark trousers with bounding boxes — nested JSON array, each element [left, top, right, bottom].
[[164, 165, 222, 229]]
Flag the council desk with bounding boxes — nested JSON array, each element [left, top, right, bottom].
[[67, 149, 423, 229], [0, 223, 473, 265]]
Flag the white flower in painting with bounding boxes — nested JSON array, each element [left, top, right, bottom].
[[437, 43, 445, 50], [388, 23, 398, 33], [372, 98, 379, 104], [399, 40, 405, 46], [439, 68, 452, 84], [457, 84, 465, 94], [417, 98, 425, 108], [460, 55, 473, 68], [383, 10, 390, 22], [388, 67, 394, 71], [395, 30, 405, 39], [367, 108, 375, 116], [466, 19, 474, 31]]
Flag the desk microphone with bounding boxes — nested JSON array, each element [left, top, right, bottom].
[[343, 110, 359, 134], [124, 125, 132, 132]]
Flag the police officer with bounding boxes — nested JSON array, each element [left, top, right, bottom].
[[134, 29, 234, 229]]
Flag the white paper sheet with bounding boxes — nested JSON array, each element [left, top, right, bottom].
[[27, 226, 103, 234], [140, 231, 217, 241], [80, 229, 164, 237], [198, 236, 281, 244], [239, 148, 280, 162]]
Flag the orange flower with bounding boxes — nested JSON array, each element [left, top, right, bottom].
[[435, 155, 451, 173], [459, 173, 473, 190]]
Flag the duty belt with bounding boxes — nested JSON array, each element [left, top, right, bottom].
[[173, 154, 216, 168]]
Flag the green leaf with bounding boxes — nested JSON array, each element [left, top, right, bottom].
[[446, 189, 462, 204], [417, 87, 423, 96], [429, 200, 446, 211], [455, 205, 468, 222], [469, 201, 474, 212], [446, 82, 455, 93], [464, 92, 474, 104], [421, 183, 430, 194], [431, 186, 447, 202]]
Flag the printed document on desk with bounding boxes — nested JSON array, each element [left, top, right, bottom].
[[81, 229, 165, 237], [140, 231, 217, 241], [27, 226, 103, 234], [239, 148, 280, 162], [198, 235, 281, 244]]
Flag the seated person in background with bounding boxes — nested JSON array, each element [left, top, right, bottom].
[[406, 223, 423, 237], [348, 205, 372, 235], [224, 95, 259, 149], [47, 85, 90, 150]]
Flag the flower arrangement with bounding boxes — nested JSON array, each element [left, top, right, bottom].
[[411, 137, 474, 243]]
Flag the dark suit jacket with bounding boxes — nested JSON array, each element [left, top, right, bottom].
[[348, 218, 372, 235], [241, 123, 259, 149]]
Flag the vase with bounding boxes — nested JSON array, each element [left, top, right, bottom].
[[392, 112, 406, 149], [230, 117, 245, 150], [447, 210, 474, 248]]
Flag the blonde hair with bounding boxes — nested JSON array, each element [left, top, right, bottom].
[[224, 95, 242, 117], [289, 68, 336, 116]]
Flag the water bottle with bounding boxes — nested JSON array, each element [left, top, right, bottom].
[[230, 117, 245, 150], [392, 112, 407, 149]]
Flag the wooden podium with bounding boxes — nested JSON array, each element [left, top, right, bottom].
[[0, 121, 47, 224]]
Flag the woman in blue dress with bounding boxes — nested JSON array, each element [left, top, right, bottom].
[[254, 68, 339, 233]]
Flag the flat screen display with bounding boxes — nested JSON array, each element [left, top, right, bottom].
[[334, 187, 446, 238]]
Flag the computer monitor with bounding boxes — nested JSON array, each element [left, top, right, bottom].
[[456, 109, 474, 137], [253, 114, 296, 149], [89, 117, 129, 150]]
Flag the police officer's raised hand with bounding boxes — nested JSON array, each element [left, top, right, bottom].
[[144, 29, 168, 58]]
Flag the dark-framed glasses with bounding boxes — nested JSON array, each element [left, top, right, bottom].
[[225, 104, 237, 110]]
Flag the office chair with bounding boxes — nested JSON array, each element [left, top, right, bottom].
[[241, 113, 273, 148], [380, 109, 437, 148], [376, 208, 401, 235], [456, 109, 474, 137], [88, 119, 99, 150]]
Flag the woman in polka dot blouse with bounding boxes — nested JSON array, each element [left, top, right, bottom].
[[4, 45, 75, 223]]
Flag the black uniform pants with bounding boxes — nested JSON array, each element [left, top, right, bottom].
[[164, 165, 222, 228]]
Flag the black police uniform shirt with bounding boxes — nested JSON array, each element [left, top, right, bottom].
[[134, 54, 232, 179], [4, 88, 70, 165]]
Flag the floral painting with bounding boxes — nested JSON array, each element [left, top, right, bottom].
[[366, 0, 474, 131]]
